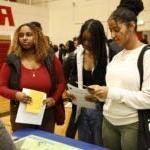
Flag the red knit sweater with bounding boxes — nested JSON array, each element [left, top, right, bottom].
[[0, 57, 66, 102]]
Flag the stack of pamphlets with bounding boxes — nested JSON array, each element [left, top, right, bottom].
[[14, 135, 81, 150]]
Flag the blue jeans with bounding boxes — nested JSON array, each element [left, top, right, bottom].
[[78, 103, 103, 146]]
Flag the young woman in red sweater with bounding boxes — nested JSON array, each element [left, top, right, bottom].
[[0, 23, 66, 132]]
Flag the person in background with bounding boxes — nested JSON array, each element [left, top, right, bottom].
[[58, 43, 66, 63], [53, 44, 59, 58], [141, 34, 149, 44], [30, 21, 53, 48], [64, 19, 111, 145], [30, 21, 42, 31], [0, 121, 16, 150], [0, 22, 66, 132], [87, 0, 150, 150], [45, 36, 53, 48], [66, 40, 76, 54], [73, 36, 79, 49], [63, 40, 76, 63]]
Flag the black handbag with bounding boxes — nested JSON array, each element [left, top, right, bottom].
[[137, 45, 150, 150]]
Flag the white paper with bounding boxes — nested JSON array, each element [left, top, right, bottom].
[[15, 88, 46, 125], [14, 135, 81, 150], [67, 84, 96, 109]]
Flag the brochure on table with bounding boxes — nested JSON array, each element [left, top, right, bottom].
[[14, 135, 81, 150]]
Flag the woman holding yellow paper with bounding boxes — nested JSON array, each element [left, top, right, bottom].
[[0, 22, 66, 132]]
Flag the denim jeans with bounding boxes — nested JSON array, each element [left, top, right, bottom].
[[78, 103, 103, 146]]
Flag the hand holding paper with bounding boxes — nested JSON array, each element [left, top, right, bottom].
[[15, 91, 32, 104], [43, 97, 56, 108], [67, 84, 96, 109], [15, 88, 46, 125], [26, 89, 46, 113], [87, 85, 108, 101]]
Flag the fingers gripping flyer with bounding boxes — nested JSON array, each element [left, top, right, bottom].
[[15, 88, 46, 125], [67, 83, 96, 109]]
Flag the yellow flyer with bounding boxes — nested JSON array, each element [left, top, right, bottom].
[[25, 89, 46, 113]]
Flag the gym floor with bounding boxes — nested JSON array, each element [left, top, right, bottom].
[[0, 96, 73, 137]]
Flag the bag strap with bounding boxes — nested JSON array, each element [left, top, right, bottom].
[[137, 45, 150, 90]]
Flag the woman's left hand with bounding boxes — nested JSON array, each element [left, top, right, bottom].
[[88, 85, 108, 99], [43, 97, 56, 107]]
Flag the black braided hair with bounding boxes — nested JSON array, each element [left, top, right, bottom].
[[78, 19, 107, 68]]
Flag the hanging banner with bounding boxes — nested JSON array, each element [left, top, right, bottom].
[[0, 5, 15, 26]]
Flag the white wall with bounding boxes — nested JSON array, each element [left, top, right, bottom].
[[46, 0, 150, 44], [1, 0, 150, 45], [138, 0, 150, 32], [0, 1, 49, 36], [47, 0, 118, 44]]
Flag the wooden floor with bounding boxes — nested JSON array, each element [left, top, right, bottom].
[[0, 96, 72, 136]]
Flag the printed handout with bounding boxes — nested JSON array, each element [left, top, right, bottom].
[[67, 83, 96, 109], [15, 88, 46, 125]]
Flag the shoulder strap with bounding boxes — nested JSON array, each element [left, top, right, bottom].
[[137, 45, 150, 90]]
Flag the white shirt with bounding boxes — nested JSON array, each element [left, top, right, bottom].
[[103, 44, 150, 125]]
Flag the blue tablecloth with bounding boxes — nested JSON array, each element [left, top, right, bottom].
[[12, 128, 109, 150]]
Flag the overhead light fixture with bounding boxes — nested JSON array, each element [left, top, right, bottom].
[[137, 18, 144, 25]]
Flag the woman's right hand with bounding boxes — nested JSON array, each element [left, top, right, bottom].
[[64, 90, 76, 101], [15, 91, 32, 104]]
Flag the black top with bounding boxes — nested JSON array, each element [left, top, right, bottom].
[[82, 68, 103, 112], [83, 69, 93, 86]]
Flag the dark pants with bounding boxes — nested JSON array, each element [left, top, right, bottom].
[[65, 104, 78, 138], [102, 118, 138, 150], [0, 121, 16, 150], [10, 104, 55, 132]]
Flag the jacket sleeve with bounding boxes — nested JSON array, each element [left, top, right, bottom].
[[107, 49, 150, 109], [51, 57, 66, 102], [63, 52, 77, 85], [0, 63, 18, 99], [63, 54, 72, 82]]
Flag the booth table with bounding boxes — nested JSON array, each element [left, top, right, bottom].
[[12, 128, 109, 150]]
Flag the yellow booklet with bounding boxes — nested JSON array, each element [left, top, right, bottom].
[[24, 89, 46, 114]]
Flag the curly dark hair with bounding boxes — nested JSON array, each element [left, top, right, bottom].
[[8, 23, 49, 62]]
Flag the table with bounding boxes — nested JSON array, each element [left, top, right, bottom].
[[12, 128, 109, 150]]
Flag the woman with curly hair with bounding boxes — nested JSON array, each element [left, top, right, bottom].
[[0, 23, 66, 132]]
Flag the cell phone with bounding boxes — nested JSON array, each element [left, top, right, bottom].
[[75, 81, 94, 90]]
